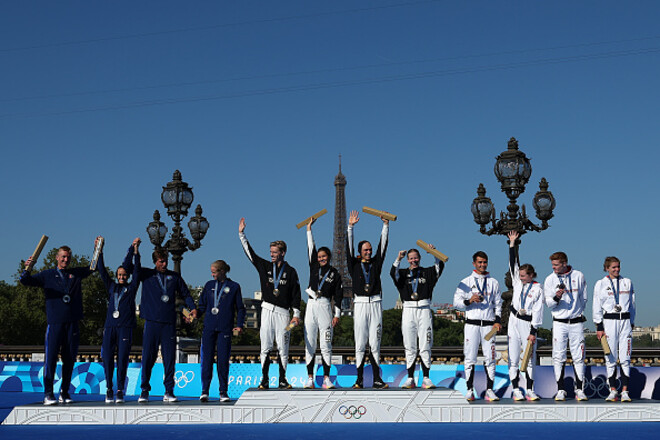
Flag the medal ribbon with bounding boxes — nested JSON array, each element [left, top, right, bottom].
[[520, 282, 533, 310], [474, 276, 487, 298], [214, 280, 228, 308], [561, 273, 572, 299], [608, 276, 620, 306], [361, 262, 372, 286], [318, 268, 331, 292], [114, 287, 127, 313], [57, 269, 69, 291], [272, 262, 287, 290], [157, 273, 168, 294], [411, 268, 420, 294]]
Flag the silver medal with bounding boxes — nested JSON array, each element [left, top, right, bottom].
[[273, 288, 280, 297], [62, 294, 71, 304], [364, 283, 370, 292], [161, 295, 170, 303], [113, 310, 120, 319], [211, 307, 219, 315], [614, 305, 622, 312], [519, 309, 526, 316], [411, 291, 419, 300]]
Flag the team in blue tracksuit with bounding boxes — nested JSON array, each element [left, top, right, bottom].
[[20, 245, 95, 404], [122, 243, 197, 401], [97, 245, 140, 402], [197, 261, 246, 400]]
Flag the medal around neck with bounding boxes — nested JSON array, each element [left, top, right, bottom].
[[614, 305, 622, 312], [364, 283, 370, 293], [113, 310, 120, 319], [273, 288, 280, 297], [211, 307, 219, 315], [62, 294, 71, 304], [161, 295, 170, 302], [411, 291, 419, 300]]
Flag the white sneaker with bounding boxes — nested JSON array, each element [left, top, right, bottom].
[[555, 390, 567, 401], [304, 377, 315, 389], [620, 390, 631, 402], [525, 389, 540, 401], [322, 376, 335, 389], [43, 393, 57, 406], [465, 388, 476, 401], [421, 377, 436, 389], [512, 388, 525, 401], [485, 389, 499, 402], [163, 392, 179, 403], [575, 389, 588, 401], [605, 389, 618, 402], [402, 377, 416, 389]]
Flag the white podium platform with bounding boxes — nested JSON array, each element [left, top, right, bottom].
[[4, 388, 660, 425]]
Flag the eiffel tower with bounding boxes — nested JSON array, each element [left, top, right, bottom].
[[332, 155, 353, 311]]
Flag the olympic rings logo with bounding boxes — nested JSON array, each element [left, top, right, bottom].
[[338, 405, 367, 420], [584, 376, 620, 399], [174, 370, 195, 388]]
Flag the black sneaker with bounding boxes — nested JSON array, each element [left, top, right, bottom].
[[352, 380, 363, 389], [219, 392, 230, 402], [43, 392, 57, 406], [372, 379, 389, 389], [59, 391, 73, 404], [105, 390, 114, 403], [163, 392, 178, 402], [199, 392, 209, 402], [115, 390, 125, 403], [279, 379, 292, 389], [258, 379, 269, 390], [138, 390, 149, 403]]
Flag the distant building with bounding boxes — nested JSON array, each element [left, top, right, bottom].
[[633, 325, 660, 341], [243, 291, 262, 330], [434, 303, 463, 322]]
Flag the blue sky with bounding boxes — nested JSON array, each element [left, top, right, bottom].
[[1, 1, 659, 327]]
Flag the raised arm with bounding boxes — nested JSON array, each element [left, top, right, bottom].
[[238, 217, 266, 268], [306, 218, 317, 265]]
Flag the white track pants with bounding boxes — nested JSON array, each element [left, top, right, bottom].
[[304, 297, 333, 366], [260, 304, 290, 369], [552, 321, 585, 383], [402, 306, 433, 370], [603, 318, 632, 379], [354, 299, 382, 366], [507, 315, 536, 384], [464, 323, 496, 382]]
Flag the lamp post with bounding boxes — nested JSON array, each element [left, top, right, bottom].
[[471, 137, 556, 241], [146, 170, 210, 274], [470, 138, 556, 329]]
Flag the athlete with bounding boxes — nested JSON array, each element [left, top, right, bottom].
[[239, 217, 301, 389], [21, 240, 97, 405], [506, 231, 543, 401], [593, 256, 635, 402], [346, 209, 389, 389], [198, 260, 245, 402], [390, 245, 444, 389], [122, 239, 198, 403], [544, 251, 588, 401], [453, 251, 502, 401], [302, 218, 343, 389], [97, 237, 141, 404]]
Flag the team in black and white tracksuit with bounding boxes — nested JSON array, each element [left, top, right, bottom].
[[390, 249, 443, 388], [453, 253, 502, 401], [544, 255, 588, 401], [303, 225, 343, 388], [239, 219, 301, 389], [506, 235, 543, 401], [593, 256, 635, 402], [346, 210, 389, 388]]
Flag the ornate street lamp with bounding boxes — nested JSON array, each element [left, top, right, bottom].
[[145, 170, 210, 273], [471, 137, 556, 240]]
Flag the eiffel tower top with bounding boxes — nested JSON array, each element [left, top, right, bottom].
[[335, 154, 346, 185]]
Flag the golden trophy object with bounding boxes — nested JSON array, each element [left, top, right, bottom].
[[362, 206, 397, 221], [26, 235, 49, 271], [89, 237, 104, 270], [295, 209, 328, 229], [415, 239, 449, 263]]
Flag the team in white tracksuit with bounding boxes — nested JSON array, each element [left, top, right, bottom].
[[238, 218, 302, 389], [593, 256, 635, 400], [303, 221, 343, 387], [544, 252, 588, 398], [346, 210, 389, 388], [390, 248, 444, 387], [454, 252, 502, 399], [506, 232, 543, 400]]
